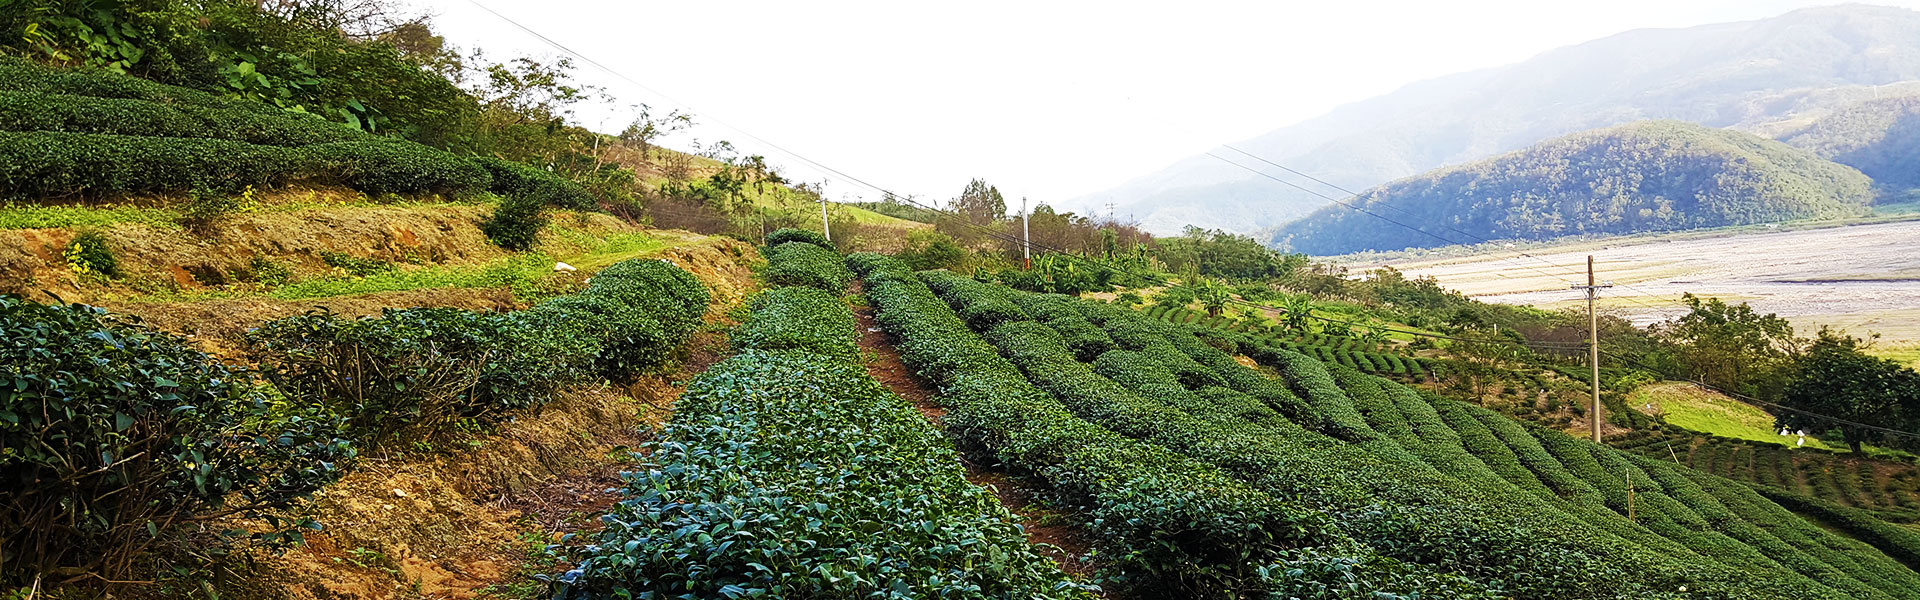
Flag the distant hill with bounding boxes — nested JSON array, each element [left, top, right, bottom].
[[1273, 121, 1874, 255], [1778, 93, 1920, 194], [1068, 4, 1920, 236]]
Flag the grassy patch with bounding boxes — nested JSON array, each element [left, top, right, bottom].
[[123, 230, 675, 304], [0, 203, 180, 230], [1635, 382, 1840, 450]]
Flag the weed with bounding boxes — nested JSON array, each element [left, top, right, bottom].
[[63, 230, 118, 279]]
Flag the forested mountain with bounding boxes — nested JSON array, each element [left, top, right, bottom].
[[1778, 93, 1920, 194], [1070, 4, 1920, 235], [1274, 121, 1875, 255]]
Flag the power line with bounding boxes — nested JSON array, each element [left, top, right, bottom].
[[463, 1, 1585, 355]]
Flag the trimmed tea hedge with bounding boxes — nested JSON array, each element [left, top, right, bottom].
[[250, 258, 707, 444], [765, 227, 835, 251], [730, 286, 859, 361], [850, 253, 1320, 597], [557, 290, 1090, 599], [765, 241, 855, 292]]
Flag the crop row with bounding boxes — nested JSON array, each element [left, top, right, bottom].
[[920, 272, 1767, 599], [249, 258, 707, 444], [1609, 427, 1920, 518], [0, 56, 595, 236], [1140, 304, 1430, 379], [556, 264, 1089, 598], [849, 255, 1321, 597]]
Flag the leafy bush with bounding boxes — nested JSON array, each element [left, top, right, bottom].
[[764, 227, 834, 251], [555, 348, 1089, 598], [474, 157, 599, 249], [62, 229, 118, 278], [249, 258, 707, 445], [0, 296, 350, 582], [730, 287, 858, 361], [764, 241, 853, 292]]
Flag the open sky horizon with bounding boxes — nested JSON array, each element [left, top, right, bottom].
[[411, 0, 1920, 214]]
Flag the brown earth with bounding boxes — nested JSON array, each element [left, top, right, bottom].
[[848, 283, 1111, 592]]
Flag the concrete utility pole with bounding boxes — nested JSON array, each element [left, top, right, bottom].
[[820, 194, 831, 242], [1571, 255, 1613, 442], [1021, 197, 1031, 269]]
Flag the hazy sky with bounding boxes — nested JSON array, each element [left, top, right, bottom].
[[412, 0, 1920, 211]]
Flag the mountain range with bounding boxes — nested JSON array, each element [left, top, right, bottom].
[[1066, 4, 1920, 240]]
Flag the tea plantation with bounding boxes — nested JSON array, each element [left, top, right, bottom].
[[854, 253, 1920, 599]]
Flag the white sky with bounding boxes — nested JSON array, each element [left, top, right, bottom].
[[410, 0, 1920, 210]]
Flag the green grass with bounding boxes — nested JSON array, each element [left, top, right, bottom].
[[0, 203, 181, 230], [0, 193, 477, 231], [1634, 382, 1842, 450], [126, 230, 675, 304]]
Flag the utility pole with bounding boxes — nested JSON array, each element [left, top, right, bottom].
[[1021, 197, 1031, 270], [820, 193, 831, 242], [1571, 255, 1613, 442]]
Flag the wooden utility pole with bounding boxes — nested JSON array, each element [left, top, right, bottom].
[[1571, 255, 1613, 442]]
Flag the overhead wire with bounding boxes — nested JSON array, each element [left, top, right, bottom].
[[465, 0, 1620, 355]]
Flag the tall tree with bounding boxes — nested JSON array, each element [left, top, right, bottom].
[[1778, 329, 1920, 453], [1657, 294, 1802, 397], [950, 178, 1006, 224]]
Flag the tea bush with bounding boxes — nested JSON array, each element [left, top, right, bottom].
[[0, 296, 351, 582], [730, 287, 859, 361], [249, 258, 706, 445], [0, 90, 359, 146], [764, 227, 834, 251], [475, 157, 598, 250], [938, 271, 1889, 599], [763, 241, 853, 292], [0, 132, 489, 200], [557, 286, 1089, 598]]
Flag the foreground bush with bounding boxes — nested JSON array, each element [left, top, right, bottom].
[[764, 241, 854, 292], [0, 296, 351, 583]]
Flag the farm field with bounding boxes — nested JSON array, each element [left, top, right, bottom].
[[1379, 220, 1920, 357]]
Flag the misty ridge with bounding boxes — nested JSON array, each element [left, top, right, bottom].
[[1076, 3, 1920, 251]]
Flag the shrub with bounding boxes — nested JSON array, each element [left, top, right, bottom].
[[764, 241, 853, 292], [0, 296, 350, 582], [62, 229, 118, 278], [0, 90, 360, 146], [471, 156, 596, 211], [250, 258, 708, 445], [480, 193, 549, 250], [764, 227, 834, 251], [0, 132, 489, 201]]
